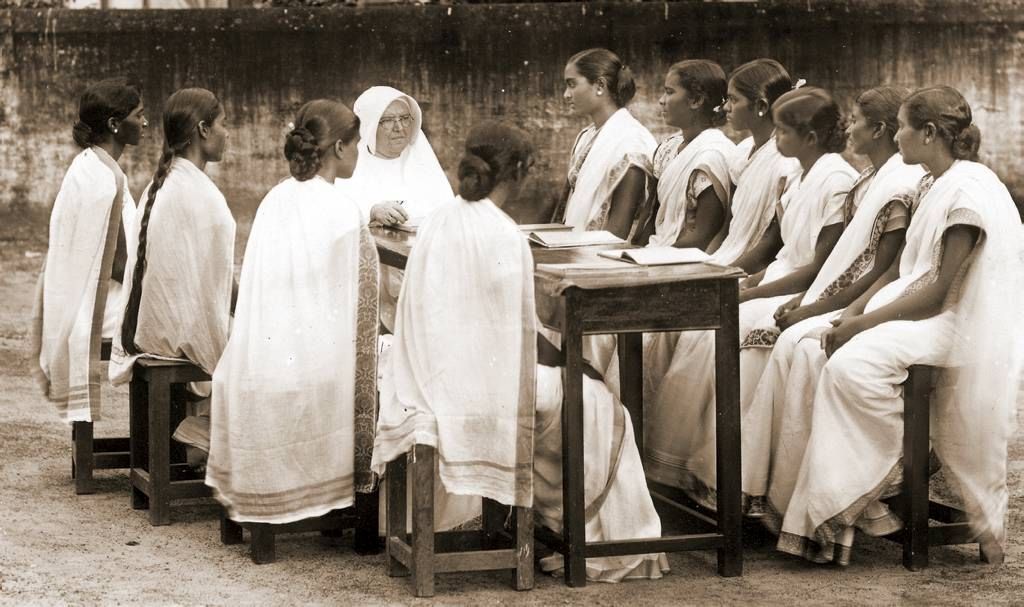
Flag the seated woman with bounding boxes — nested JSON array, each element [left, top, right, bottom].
[[109, 88, 235, 457], [643, 58, 800, 400], [34, 78, 146, 423], [206, 99, 380, 524], [779, 86, 1023, 565], [337, 86, 454, 332], [740, 86, 924, 519]]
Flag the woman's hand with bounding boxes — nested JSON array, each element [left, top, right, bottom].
[[773, 295, 802, 322], [820, 316, 864, 358], [777, 304, 814, 332], [371, 201, 409, 226]]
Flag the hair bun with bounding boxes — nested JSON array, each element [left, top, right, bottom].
[[952, 123, 981, 161], [457, 152, 496, 201], [284, 126, 322, 181], [72, 120, 95, 149]]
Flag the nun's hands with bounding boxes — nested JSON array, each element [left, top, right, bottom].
[[371, 201, 409, 226]]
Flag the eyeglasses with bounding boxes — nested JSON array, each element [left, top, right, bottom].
[[378, 114, 413, 129]]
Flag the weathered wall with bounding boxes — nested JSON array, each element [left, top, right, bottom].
[[3, 2, 1024, 224]]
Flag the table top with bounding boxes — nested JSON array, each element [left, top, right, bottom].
[[371, 226, 744, 296]]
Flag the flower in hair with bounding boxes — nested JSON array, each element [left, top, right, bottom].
[[287, 122, 296, 130], [793, 78, 807, 90]]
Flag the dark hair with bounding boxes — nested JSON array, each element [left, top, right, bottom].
[[121, 88, 222, 355], [284, 99, 361, 181], [72, 78, 141, 149], [856, 85, 911, 141], [903, 86, 981, 161], [567, 48, 636, 107], [667, 59, 728, 127], [457, 122, 535, 202], [772, 87, 849, 153], [728, 58, 792, 112]]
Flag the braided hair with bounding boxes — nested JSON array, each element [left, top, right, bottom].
[[121, 88, 222, 355]]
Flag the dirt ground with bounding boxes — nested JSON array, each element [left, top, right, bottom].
[[2, 218, 1023, 606]]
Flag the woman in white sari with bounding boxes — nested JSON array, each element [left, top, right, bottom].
[[108, 88, 235, 456], [207, 99, 381, 524], [643, 59, 799, 401], [740, 86, 924, 519], [558, 47, 656, 238], [779, 86, 1023, 565], [34, 79, 146, 423], [339, 86, 453, 332]]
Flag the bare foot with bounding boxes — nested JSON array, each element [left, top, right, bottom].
[[978, 533, 1005, 565]]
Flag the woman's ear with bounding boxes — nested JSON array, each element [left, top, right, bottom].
[[689, 93, 705, 112], [923, 122, 938, 145], [871, 122, 888, 141], [197, 121, 211, 140], [106, 116, 121, 135], [805, 130, 820, 149], [334, 140, 345, 160], [754, 98, 770, 118]]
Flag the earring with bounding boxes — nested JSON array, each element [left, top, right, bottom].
[[757, 112, 764, 117], [597, 90, 603, 96], [113, 128, 119, 133]]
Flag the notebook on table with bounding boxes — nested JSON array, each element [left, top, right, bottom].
[[527, 230, 625, 248], [596, 246, 711, 266]]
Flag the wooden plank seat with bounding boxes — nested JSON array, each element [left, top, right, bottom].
[[881, 365, 976, 570], [384, 445, 534, 598], [128, 357, 213, 525], [71, 338, 130, 495], [219, 488, 381, 564]]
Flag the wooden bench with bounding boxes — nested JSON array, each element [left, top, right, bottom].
[[384, 445, 533, 598], [71, 338, 130, 495], [883, 365, 975, 570], [219, 488, 381, 564], [128, 358, 213, 525]]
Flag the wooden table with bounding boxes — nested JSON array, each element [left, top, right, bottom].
[[372, 226, 745, 586]]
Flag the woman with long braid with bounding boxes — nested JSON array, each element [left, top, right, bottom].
[[109, 88, 235, 458]]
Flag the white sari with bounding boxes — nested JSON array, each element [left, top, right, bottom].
[[642, 137, 798, 399], [740, 154, 924, 512], [562, 107, 656, 234], [109, 157, 235, 383], [645, 152, 855, 504], [372, 197, 536, 509], [33, 147, 136, 422], [338, 86, 454, 332], [779, 160, 1024, 564], [206, 177, 379, 524]]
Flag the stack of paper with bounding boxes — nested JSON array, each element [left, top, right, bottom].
[[596, 246, 711, 266], [528, 230, 625, 248]]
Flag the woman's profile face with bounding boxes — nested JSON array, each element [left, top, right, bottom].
[[337, 134, 361, 179], [724, 80, 756, 132], [201, 111, 230, 163], [846, 103, 876, 157], [375, 100, 413, 159], [659, 72, 696, 130], [894, 104, 927, 165], [115, 102, 148, 147], [563, 62, 600, 117]]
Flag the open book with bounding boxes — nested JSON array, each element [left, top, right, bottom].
[[518, 223, 573, 233], [597, 246, 711, 266], [527, 230, 625, 248]]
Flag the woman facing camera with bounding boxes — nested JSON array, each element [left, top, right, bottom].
[[779, 86, 1023, 565], [35, 78, 146, 423], [207, 99, 381, 524], [557, 47, 656, 239]]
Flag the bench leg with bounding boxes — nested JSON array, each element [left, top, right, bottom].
[[386, 457, 409, 578], [411, 445, 435, 598], [513, 505, 535, 591], [903, 366, 931, 571], [72, 421, 96, 495], [129, 376, 149, 511], [354, 486, 381, 555], [250, 524, 276, 564], [221, 512, 244, 545], [482, 497, 506, 547], [147, 373, 171, 526]]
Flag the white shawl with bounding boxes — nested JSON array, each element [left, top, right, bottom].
[[109, 157, 235, 383], [372, 197, 536, 507], [206, 177, 380, 524], [34, 147, 135, 422], [649, 128, 735, 248], [563, 107, 656, 232], [337, 85, 454, 222], [868, 161, 1024, 546], [801, 154, 924, 305], [710, 137, 799, 265]]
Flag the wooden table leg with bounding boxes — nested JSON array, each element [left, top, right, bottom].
[[354, 486, 381, 555], [129, 375, 149, 511], [903, 366, 931, 571], [617, 332, 644, 457], [147, 371, 171, 526], [220, 511, 244, 545], [560, 297, 587, 587], [714, 279, 742, 577], [73, 421, 96, 495], [386, 457, 409, 577], [513, 504, 535, 591], [411, 444, 435, 598], [250, 524, 276, 564]]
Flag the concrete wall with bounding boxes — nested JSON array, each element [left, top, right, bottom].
[[3, 2, 1024, 225]]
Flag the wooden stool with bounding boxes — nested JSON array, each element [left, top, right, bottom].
[[384, 444, 534, 598], [129, 358, 213, 525], [219, 488, 381, 564], [884, 365, 975, 570], [71, 339, 130, 495]]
